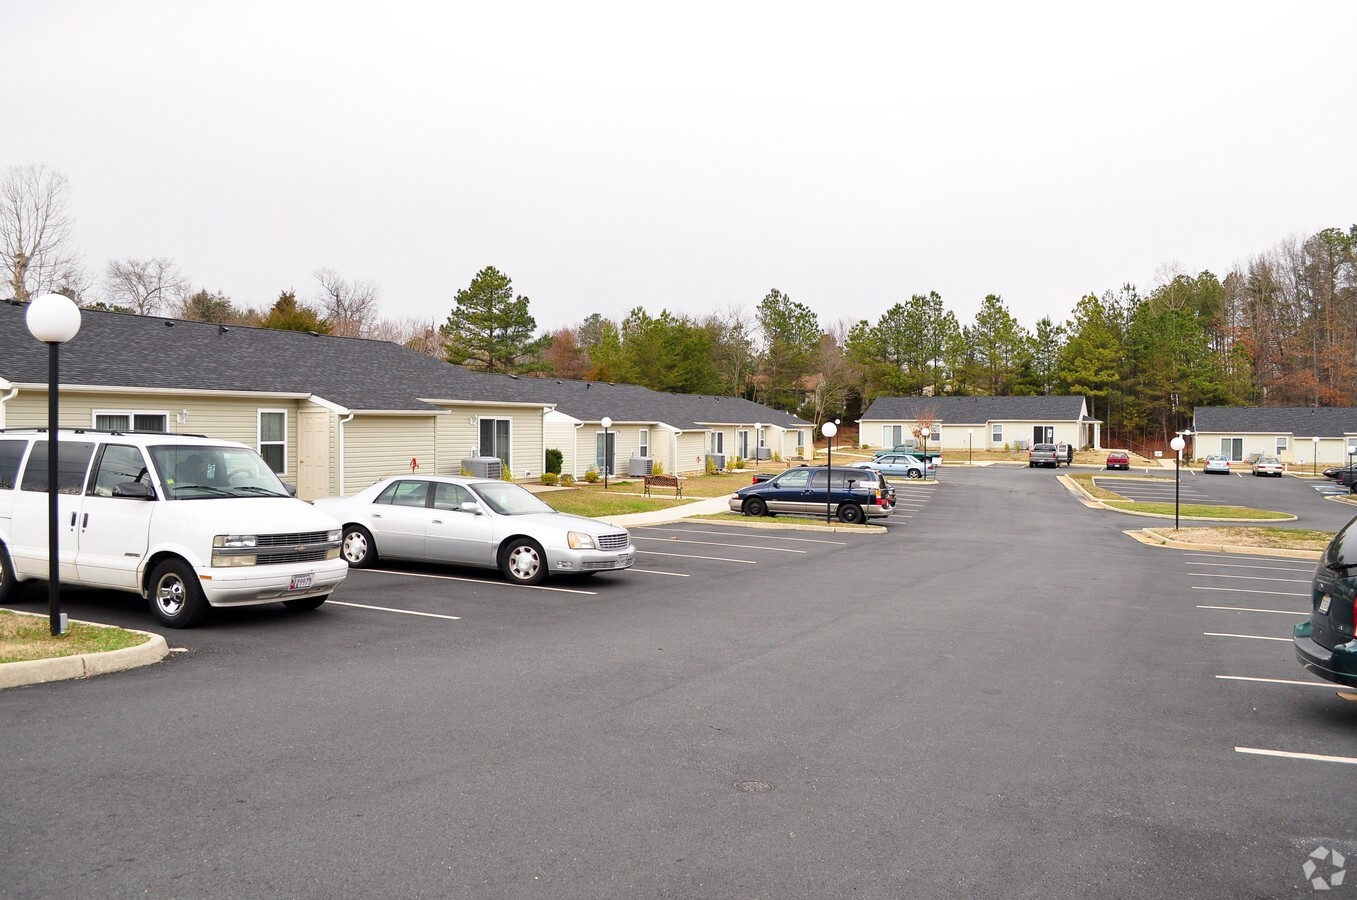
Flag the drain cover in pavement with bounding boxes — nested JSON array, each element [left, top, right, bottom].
[[733, 780, 774, 793]]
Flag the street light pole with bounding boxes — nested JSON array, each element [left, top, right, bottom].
[[1170, 433, 1186, 531], [1313, 435, 1320, 476], [601, 416, 612, 490], [822, 421, 837, 523], [968, 428, 973, 466], [25, 294, 82, 636]]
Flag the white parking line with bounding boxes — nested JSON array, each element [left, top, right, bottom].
[[1198, 605, 1308, 615], [329, 600, 462, 620], [632, 536, 806, 553], [1192, 586, 1309, 597], [1216, 675, 1336, 688], [1188, 573, 1310, 584], [658, 528, 847, 545], [1185, 553, 1318, 564], [1236, 747, 1357, 765], [1190, 562, 1313, 573], [630, 568, 690, 577], [638, 550, 758, 565], [1203, 632, 1291, 642], [364, 567, 597, 595]]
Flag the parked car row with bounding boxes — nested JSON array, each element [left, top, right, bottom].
[[0, 428, 637, 628]]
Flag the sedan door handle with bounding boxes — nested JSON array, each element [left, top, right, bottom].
[[431, 518, 443, 525]]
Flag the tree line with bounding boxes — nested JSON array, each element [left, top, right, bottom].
[[5, 164, 1353, 448]]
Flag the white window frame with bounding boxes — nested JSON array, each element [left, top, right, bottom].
[[478, 417, 513, 470], [92, 408, 170, 432], [1275, 436, 1289, 456], [884, 425, 903, 447], [258, 409, 289, 475], [991, 423, 1002, 445], [711, 432, 724, 454], [639, 428, 650, 458], [930, 424, 941, 442]]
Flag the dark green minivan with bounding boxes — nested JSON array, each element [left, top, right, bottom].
[[1294, 515, 1357, 688]]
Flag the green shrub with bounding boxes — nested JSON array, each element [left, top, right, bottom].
[[771, 451, 782, 463], [540, 472, 558, 486], [584, 469, 599, 483], [501, 467, 516, 482], [544, 448, 563, 475], [460, 464, 474, 476], [560, 473, 575, 486], [705, 456, 718, 475], [650, 459, 664, 475], [733, 455, 745, 469]]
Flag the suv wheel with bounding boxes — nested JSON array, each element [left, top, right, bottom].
[[742, 497, 768, 517]]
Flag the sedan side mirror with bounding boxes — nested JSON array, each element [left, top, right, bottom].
[[460, 501, 483, 515]]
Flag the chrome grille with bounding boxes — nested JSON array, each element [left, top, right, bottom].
[[597, 532, 629, 551], [257, 531, 331, 547], [257, 548, 331, 565]]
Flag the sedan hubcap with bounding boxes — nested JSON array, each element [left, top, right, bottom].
[[343, 532, 367, 563], [509, 547, 540, 579]]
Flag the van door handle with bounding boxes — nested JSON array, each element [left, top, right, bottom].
[[70, 512, 77, 527], [82, 513, 89, 529]]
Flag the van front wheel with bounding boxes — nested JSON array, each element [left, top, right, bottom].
[[0, 541, 16, 605], [149, 559, 210, 628]]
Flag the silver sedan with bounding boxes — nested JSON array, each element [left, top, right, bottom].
[[313, 475, 635, 585]]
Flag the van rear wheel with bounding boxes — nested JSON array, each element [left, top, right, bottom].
[[149, 559, 209, 628], [837, 503, 865, 525]]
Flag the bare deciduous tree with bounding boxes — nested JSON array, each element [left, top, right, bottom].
[[314, 267, 380, 338], [1, 164, 84, 300], [103, 257, 189, 315], [368, 317, 443, 357]]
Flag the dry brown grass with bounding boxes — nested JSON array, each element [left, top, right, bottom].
[[1145, 526, 1334, 551]]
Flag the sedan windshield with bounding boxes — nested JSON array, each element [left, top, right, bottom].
[[471, 481, 555, 515], [148, 445, 290, 500]]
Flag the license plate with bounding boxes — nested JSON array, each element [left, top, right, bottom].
[[289, 574, 313, 591], [1319, 594, 1332, 614]]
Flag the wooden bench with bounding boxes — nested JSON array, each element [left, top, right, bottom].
[[643, 473, 683, 498]]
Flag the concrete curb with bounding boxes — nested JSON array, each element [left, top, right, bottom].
[[0, 612, 170, 690], [1123, 529, 1323, 560]]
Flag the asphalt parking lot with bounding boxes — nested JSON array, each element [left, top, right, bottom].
[[2, 467, 1354, 898]]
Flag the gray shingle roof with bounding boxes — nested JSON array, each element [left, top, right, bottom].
[[1193, 406, 1357, 437], [0, 301, 809, 429], [859, 395, 1090, 423]]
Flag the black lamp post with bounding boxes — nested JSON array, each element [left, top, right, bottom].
[[968, 428, 973, 466], [601, 416, 612, 490], [25, 294, 82, 636], [822, 421, 837, 523], [1313, 436, 1320, 477]]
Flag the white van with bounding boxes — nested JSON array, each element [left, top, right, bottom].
[[0, 429, 347, 627]]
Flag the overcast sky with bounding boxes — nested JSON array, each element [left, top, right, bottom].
[[7, 2, 1355, 336]]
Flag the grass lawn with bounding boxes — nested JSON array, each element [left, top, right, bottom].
[[1144, 526, 1334, 551], [0, 609, 150, 664], [538, 489, 688, 517], [1103, 500, 1292, 520], [563, 469, 783, 499]]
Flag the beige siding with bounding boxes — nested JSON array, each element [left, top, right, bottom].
[[673, 432, 707, 475], [436, 406, 545, 479], [543, 414, 580, 478], [1194, 432, 1354, 466], [343, 416, 439, 494], [4, 389, 310, 473]]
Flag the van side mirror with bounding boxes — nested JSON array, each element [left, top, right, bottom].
[[283, 483, 297, 497], [112, 482, 155, 500]]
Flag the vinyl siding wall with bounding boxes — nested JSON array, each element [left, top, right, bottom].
[[1192, 432, 1357, 466], [436, 406, 546, 480], [343, 416, 439, 494]]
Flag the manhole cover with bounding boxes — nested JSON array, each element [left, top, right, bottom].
[[733, 780, 774, 793]]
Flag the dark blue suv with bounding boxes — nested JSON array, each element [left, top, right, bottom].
[[1294, 514, 1357, 689]]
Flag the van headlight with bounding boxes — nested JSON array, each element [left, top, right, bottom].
[[567, 531, 596, 550], [212, 552, 258, 567], [213, 534, 258, 567], [214, 534, 258, 549]]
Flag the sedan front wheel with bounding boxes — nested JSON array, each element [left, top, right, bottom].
[[501, 538, 548, 585]]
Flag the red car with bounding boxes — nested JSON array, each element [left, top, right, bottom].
[[1105, 450, 1130, 470]]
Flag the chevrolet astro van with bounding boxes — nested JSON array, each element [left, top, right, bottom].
[[0, 429, 347, 627]]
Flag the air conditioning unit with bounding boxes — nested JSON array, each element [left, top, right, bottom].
[[705, 453, 726, 470], [628, 456, 654, 476], [756, 448, 771, 460], [1014, 440, 1030, 450], [462, 456, 503, 478]]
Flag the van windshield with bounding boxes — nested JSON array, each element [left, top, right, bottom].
[[148, 445, 290, 500]]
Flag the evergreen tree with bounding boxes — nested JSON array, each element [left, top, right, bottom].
[[441, 266, 546, 373]]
